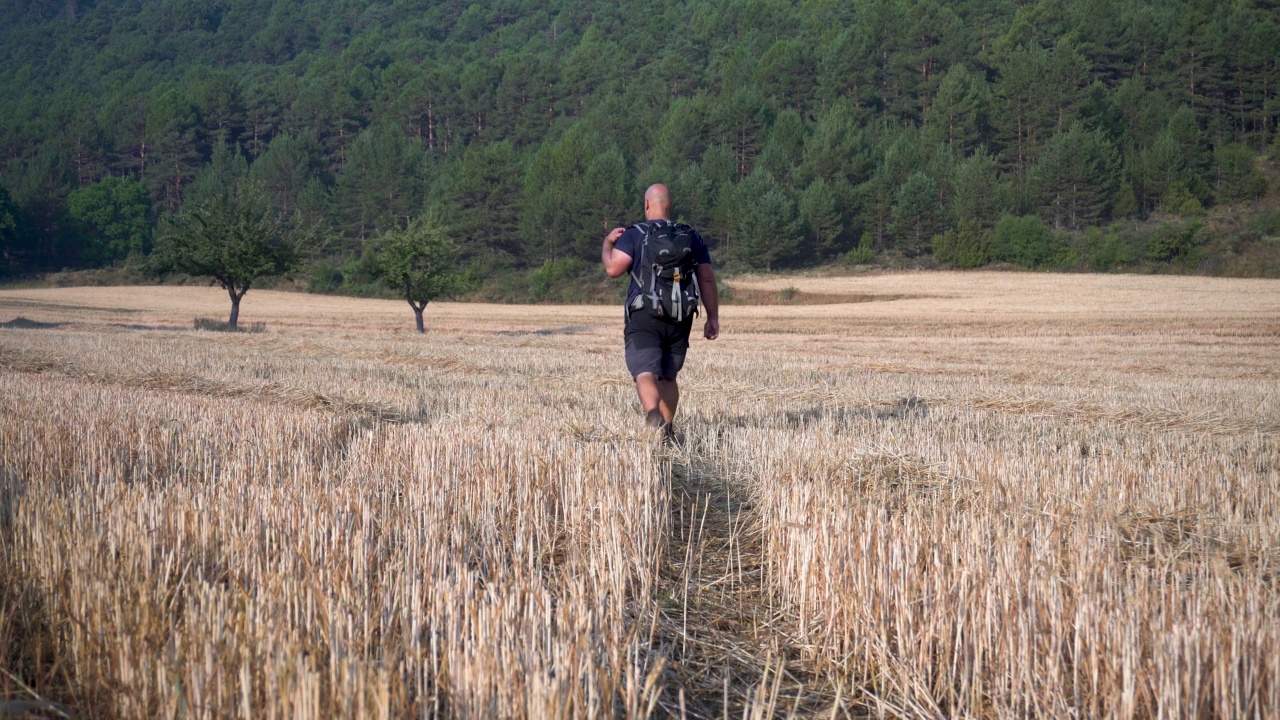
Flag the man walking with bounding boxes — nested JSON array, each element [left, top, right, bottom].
[[601, 184, 720, 434]]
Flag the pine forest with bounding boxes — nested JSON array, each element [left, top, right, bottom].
[[2, 0, 1279, 290]]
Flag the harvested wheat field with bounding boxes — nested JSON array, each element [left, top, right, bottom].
[[1, 271, 1279, 719]]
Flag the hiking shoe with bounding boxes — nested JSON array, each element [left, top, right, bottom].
[[645, 409, 665, 429]]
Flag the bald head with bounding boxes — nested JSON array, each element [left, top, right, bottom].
[[644, 184, 673, 220]]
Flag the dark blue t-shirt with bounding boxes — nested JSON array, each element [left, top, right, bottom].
[[615, 220, 712, 307]]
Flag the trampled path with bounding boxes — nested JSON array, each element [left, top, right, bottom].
[[647, 434, 840, 719]]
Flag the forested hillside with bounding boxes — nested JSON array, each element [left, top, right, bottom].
[[2, 0, 1279, 288]]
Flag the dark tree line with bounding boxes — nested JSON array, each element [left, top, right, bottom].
[[1, 0, 1278, 282]]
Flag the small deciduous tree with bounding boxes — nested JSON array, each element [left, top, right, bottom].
[[377, 215, 462, 334], [156, 181, 298, 329]]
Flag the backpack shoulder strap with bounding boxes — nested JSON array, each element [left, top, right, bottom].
[[629, 222, 649, 284]]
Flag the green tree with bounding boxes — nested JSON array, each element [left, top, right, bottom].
[[702, 145, 738, 189], [1080, 226, 1134, 271], [992, 44, 1053, 172], [493, 54, 557, 146], [444, 140, 524, 261], [769, 110, 808, 161], [988, 214, 1054, 267], [855, 169, 896, 250], [1165, 106, 1210, 198], [730, 168, 802, 271], [992, 40, 1088, 172], [392, 64, 459, 153], [376, 214, 462, 333], [925, 64, 990, 152], [156, 182, 298, 329], [248, 132, 326, 219], [189, 68, 246, 148], [458, 58, 501, 141], [519, 125, 629, 264], [0, 144, 75, 270], [145, 87, 203, 213], [896, 0, 971, 121], [1113, 76, 1172, 156], [1145, 220, 1205, 263], [892, 172, 941, 255], [816, 25, 881, 108], [1112, 180, 1138, 218], [952, 149, 1009, 228], [558, 27, 621, 117], [336, 124, 430, 240], [186, 139, 250, 207], [66, 177, 153, 266], [1135, 131, 1187, 213], [1213, 144, 1266, 203], [1034, 123, 1121, 230], [653, 95, 714, 172], [932, 218, 990, 268], [799, 178, 845, 254], [712, 86, 770, 181], [755, 139, 796, 189], [670, 162, 716, 230], [756, 39, 817, 113], [799, 100, 874, 187], [243, 79, 283, 159]]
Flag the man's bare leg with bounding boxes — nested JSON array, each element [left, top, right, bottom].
[[657, 379, 679, 424], [636, 373, 680, 430], [635, 372, 664, 427]]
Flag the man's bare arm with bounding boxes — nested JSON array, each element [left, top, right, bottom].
[[602, 227, 631, 278], [695, 264, 719, 340]]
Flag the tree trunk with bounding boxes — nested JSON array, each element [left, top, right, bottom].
[[228, 286, 246, 330], [427, 102, 435, 149], [409, 298, 427, 334]]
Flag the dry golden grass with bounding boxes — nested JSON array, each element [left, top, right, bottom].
[[1, 271, 1278, 718]]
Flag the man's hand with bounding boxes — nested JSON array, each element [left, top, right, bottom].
[[695, 264, 719, 339], [703, 316, 719, 340], [605, 227, 625, 244]]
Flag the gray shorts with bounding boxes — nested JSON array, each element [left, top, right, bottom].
[[624, 311, 694, 381]]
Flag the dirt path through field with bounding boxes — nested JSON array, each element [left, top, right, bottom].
[[648, 432, 835, 718]]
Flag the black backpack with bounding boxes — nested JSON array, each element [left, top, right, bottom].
[[629, 220, 700, 322]]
